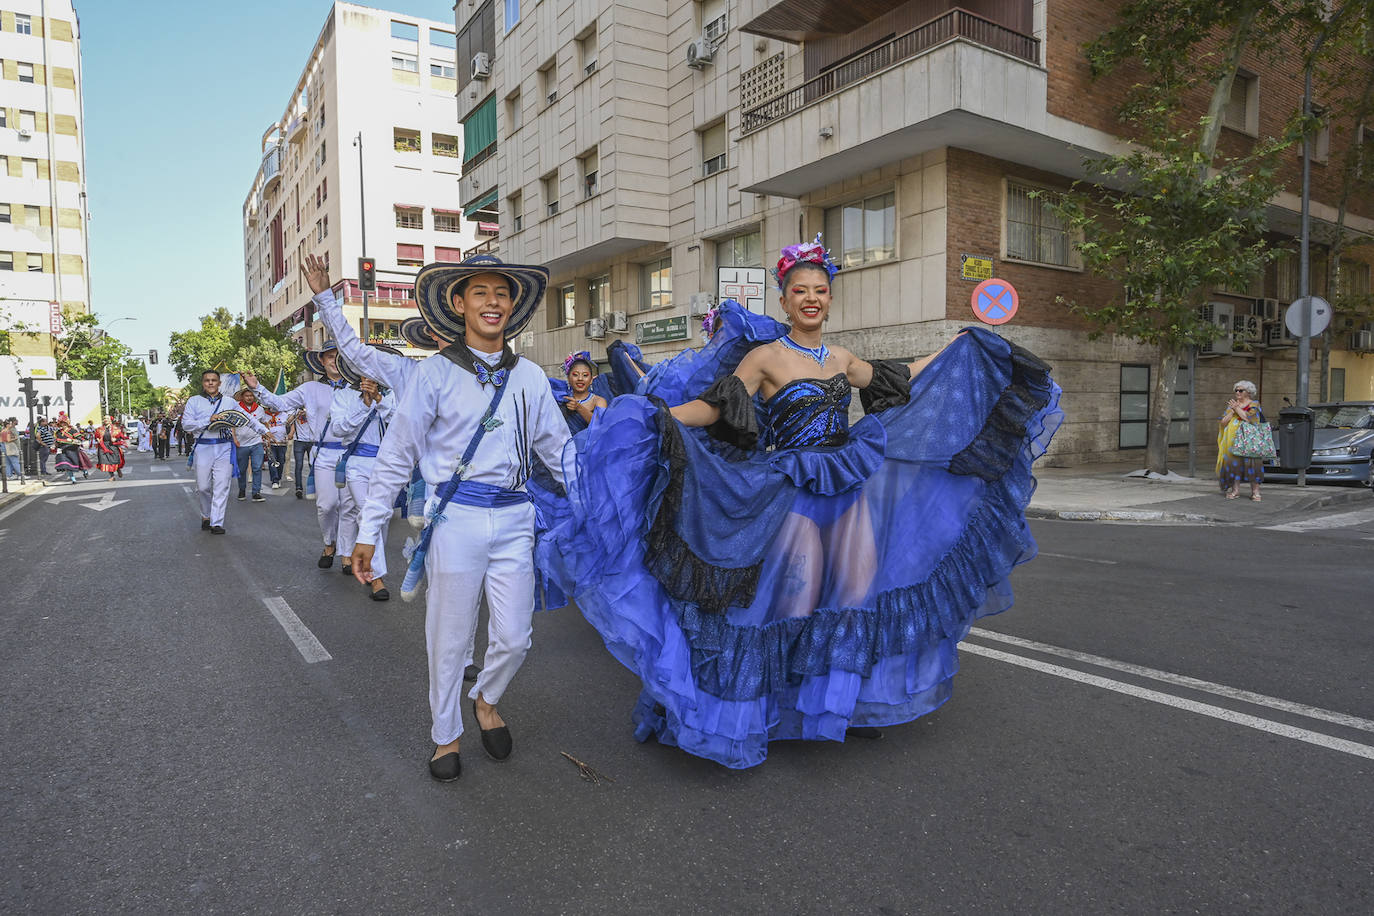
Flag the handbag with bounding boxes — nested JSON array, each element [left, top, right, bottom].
[[1231, 419, 1276, 459]]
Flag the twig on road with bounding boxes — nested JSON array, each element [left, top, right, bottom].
[[561, 751, 614, 785]]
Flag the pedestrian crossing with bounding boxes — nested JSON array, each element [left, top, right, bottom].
[[1261, 505, 1374, 535]]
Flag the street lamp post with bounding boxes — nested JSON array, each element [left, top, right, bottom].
[[100, 316, 137, 420]]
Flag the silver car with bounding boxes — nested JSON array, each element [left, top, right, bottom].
[[1265, 401, 1374, 487]]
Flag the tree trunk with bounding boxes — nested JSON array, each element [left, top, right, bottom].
[[1146, 344, 1183, 474], [1197, 4, 1260, 165]]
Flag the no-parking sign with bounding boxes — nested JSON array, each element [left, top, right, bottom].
[[971, 278, 1019, 326]]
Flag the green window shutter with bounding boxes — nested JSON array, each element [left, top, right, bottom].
[[462, 96, 497, 163]]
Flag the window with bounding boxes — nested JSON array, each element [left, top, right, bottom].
[[556, 284, 577, 327], [702, 0, 728, 42], [589, 274, 611, 317], [504, 0, 521, 33], [1342, 260, 1371, 300], [397, 243, 424, 267], [316, 217, 328, 242], [701, 123, 727, 176], [642, 257, 672, 311], [23, 205, 40, 227], [433, 133, 459, 158], [1119, 364, 1190, 449], [320, 178, 328, 202], [824, 190, 896, 269], [509, 192, 523, 232], [18, 62, 34, 83], [392, 54, 419, 73], [579, 26, 598, 75], [543, 173, 559, 216], [22, 158, 38, 179], [0, 253, 11, 271], [581, 149, 599, 198], [0, 204, 8, 223], [540, 59, 558, 104], [435, 246, 463, 262], [717, 230, 762, 268], [1004, 182, 1077, 269], [391, 21, 419, 41], [506, 91, 523, 133], [394, 127, 421, 153], [431, 29, 457, 50], [395, 206, 423, 229], [28, 253, 43, 272], [16, 14, 33, 35], [431, 62, 457, 79], [19, 111, 35, 132], [1330, 367, 1346, 402], [1223, 72, 1256, 134], [315, 140, 327, 170], [462, 97, 496, 163], [434, 211, 461, 233], [0, 110, 5, 128], [1311, 104, 1330, 164], [370, 320, 402, 341]]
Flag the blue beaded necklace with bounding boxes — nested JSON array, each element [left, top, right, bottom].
[[780, 335, 830, 367]]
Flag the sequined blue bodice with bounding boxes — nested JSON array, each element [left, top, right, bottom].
[[762, 374, 851, 449]]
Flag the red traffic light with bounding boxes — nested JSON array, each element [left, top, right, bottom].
[[358, 256, 377, 292]]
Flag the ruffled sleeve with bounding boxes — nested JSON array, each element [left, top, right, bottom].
[[699, 374, 758, 451], [859, 359, 912, 414]]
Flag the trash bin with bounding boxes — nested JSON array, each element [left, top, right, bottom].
[[1277, 406, 1315, 470]]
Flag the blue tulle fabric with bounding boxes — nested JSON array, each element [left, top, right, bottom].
[[636, 299, 789, 402], [538, 323, 1062, 769]]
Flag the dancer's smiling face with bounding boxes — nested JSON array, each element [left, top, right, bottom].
[[780, 264, 832, 332], [202, 370, 221, 397], [568, 362, 593, 394], [453, 272, 513, 351]]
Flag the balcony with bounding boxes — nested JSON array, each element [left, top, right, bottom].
[[737, 9, 1061, 198], [286, 114, 307, 142], [261, 145, 282, 190], [459, 151, 500, 214]]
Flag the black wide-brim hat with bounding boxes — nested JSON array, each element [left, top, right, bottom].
[[413, 254, 548, 342], [400, 316, 442, 351], [337, 344, 405, 388], [302, 340, 340, 377]]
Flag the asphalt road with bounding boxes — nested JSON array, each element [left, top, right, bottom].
[[1, 452, 1370, 915]]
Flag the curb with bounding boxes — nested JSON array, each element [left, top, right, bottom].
[[1027, 507, 1214, 524]]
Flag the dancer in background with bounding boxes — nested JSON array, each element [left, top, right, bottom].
[[182, 370, 271, 534], [550, 351, 608, 434]]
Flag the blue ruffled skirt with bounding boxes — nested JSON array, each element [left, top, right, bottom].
[[539, 327, 1062, 768]]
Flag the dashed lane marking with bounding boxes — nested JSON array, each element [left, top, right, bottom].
[[968, 628, 1374, 734], [1037, 552, 1118, 565], [262, 597, 332, 664], [962, 642, 1374, 762]]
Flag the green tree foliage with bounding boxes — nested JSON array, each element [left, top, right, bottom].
[[168, 309, 303, 384], [54, 313, 163, 414]]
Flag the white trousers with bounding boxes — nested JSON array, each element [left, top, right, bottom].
[[425, 501, 536, 745], [343, 473, 386, 579], [313, 447, 346, 547], [194, 442, 233, 526]]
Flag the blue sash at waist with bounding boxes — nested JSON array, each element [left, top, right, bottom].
[[352, 444, 380, 458], [196, 435, 231, 445], [439, 478, 532, 509], [317, 441, 345, 450]]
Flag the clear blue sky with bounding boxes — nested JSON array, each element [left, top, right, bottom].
[[80, 0, 456, 387]]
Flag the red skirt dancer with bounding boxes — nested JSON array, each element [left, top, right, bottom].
[[96, 429, 125, 473]]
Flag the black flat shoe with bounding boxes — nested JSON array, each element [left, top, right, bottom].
[[846, 726, 883, 740], [473, 700, 512, 761], [370, 587, 390, 602], [341, 564, 352, 576], [295, 489, 303, 499], [428, 749, 461, 782], [318, 552, 334, 569], [463, 664, 480, 682], [210, 526, 225, 535], [201, 518, 210, 530]]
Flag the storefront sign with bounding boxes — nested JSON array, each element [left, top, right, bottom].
[[635, 315, 689, 345]]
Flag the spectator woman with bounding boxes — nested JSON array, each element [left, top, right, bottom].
[[1217, 379, 1267, 501], [0, 418, 21, 479]]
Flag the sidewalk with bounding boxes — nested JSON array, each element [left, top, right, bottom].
[[0, 477, 48, 512], [1030, 461, 1371, 524]]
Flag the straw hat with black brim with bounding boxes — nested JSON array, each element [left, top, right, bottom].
[[412, 254, 549, 343], [400, 316, 442, 351], [302, 340, 340, 378], [337, 344, 405, 388]]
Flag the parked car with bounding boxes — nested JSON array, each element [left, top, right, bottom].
[[1264, 401, 1374, 487]]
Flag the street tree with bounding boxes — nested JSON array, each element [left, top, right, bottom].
[[1052, 0, 1330, 474], [168, 310, 302, 383]]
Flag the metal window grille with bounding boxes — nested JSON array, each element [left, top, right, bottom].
[[1005, 183, 1075, 268], [741, 53, 785, 114]]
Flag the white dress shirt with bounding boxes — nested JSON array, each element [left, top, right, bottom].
[[252, 379, 342, 443], [313, 288, 419, 395], [356, 349, 570, 546], [182, 393, 269, 440], [232, 401, 270, 447]]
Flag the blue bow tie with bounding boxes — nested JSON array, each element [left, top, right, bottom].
[[328, 379, 347, 389], [474, 363, 508, 387]]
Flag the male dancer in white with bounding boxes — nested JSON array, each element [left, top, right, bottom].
[[351, 257, 569, 782], [181, 369, 271, 534], [248, 345, 350, 568], [330, 370, 396, 601]]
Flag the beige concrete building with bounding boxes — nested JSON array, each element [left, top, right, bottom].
[[0, 0, 89, 374], [456, 0, 1374, 466], [243, 2, 481, 358]]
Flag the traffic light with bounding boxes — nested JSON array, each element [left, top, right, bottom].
[[19, 377, 35, 401], [64, 380, 73, 401], [148, 349, 158, 365], [358, 256, 377, 292]]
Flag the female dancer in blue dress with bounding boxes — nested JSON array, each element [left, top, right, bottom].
[[550, 352, 608, 434], [540, 236, 1062, 769]]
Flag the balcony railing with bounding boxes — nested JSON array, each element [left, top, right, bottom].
[[741, 8, 1039, 135]]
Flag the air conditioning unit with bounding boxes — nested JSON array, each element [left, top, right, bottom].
[[1198, 302, 1234, 356], [608, 310, 629, 333], [1264, 320, 1296, 349], [547, 90, 558, 104], [1256, 297, 1281, 321], [584, 60, 597, 76], [17, 128, 32, 139], [1233, 314, 1262, 343], [686, 38, 716, 69], [1351, 329, 1374, 351], [585, 317, 607, 340], [688, 292, 716, 317], [471, 53, 491, 80]]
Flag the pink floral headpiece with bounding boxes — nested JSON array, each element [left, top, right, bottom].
[[563, 350, 595, 375], [700, 308, 720, 339], [771, 233, 840, 287]]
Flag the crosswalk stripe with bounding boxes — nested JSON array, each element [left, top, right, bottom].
[[1260, 506, 1374, 532]]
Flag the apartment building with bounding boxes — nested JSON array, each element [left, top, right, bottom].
[[242, 2, 481, 357], [0, 0, 89, 378], [457, 0, 1374, 465]]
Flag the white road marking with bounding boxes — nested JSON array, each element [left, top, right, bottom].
[[969, 628, 1374, 734], [148, 464, 170, 472], [1261, 506, 1374, 533], [1037, 552, 1118, 565], [0, 497, 34, 524], [182, 485, 193, 495], [262, 597, 332, 664], [962, 643, 1374, 761]]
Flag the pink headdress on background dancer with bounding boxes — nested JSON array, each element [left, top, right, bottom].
[[771, 233, 841, 287], [563, 351, 596, 375]]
